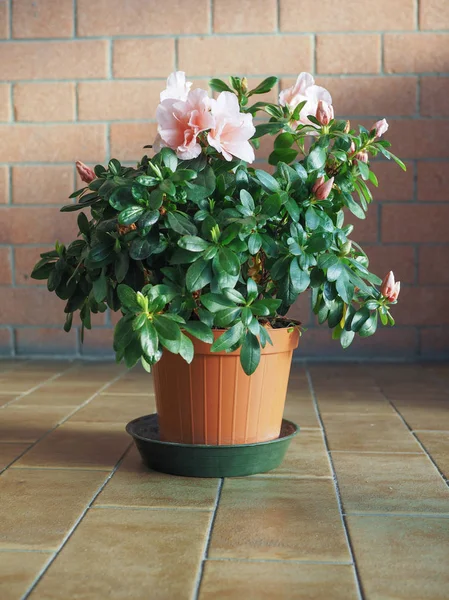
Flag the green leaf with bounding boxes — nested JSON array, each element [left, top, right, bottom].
[[93, 271, 107, 303], [351, 307, 371, 332], [161, 148, 178, 172], [138, 210, 159, 228], [344, 193, 365, 219], [113, 316, 134, 351], [218, 248, 240, 276], [186, 259, 213, 292], [340, 329, 355, 349], [211, 321, 245, 352], [253, 122, 284, 138], [240, 331, 261, 375], [117, 284, 141, 312], [274, 132, 294, 149], [247, 277, 258, 302], [240, 189, 255, 212], [359, 312, 378, 337], [248, 233, 262, 255], [201, 293, 235, 312], [153, 314, 182, 347], [178, 236, 210, 252], [123, 338, 142, 369], [284, 197, 300, 222], [109, 186, 134, 211], [306, 232, 333, 253], [305, 206, 320, 230], [129, 238, 152, 260], [255, 170, 280, 193], [241, 307, 252, 326], [185, 165, 216, 201], [77, 212, 90, 237], [148, 189, 164, 209], [159, 179, 176, 196], [118, 205, 145, 226], [167, 212, 197, 235], [223, 287, 245, 304], [327, 260, 343, 282], [214, 307, 242, 327], [248, 76, 278, 96], [209, 78, 233, 93], [182, 321, 213, 344], [289, 258, 310, 294], [179, 333, 194, 363], [139, 320, 158, 356], [262, 193, 282, 217], [357, 160, 370, 180], [64, 312, 73, 333], [335, 272, 355, 304], [108, 159, 121, 176], [306, 146, 327, 171]]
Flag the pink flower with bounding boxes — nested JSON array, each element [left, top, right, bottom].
[[279, 72, 332, 126], [160, 71, 192, 102], [372, 118, 389, 139], [76, 161, 95, 183], [349, 141, 356, 153], [316, 100, 334, 126], [355, 150, 369, 163], [207, 92, 255, 163], [380, 271, 400, 302], [155, 88, 215, 160], [312, 176, 334, 200]]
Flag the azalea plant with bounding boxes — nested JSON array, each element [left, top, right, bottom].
[[31, 72, 403, 375]]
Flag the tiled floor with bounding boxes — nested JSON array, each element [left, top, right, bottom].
[[0, 360, 448, 599]]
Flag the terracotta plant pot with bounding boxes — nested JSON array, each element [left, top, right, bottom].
[[153, 326, 300, 445]]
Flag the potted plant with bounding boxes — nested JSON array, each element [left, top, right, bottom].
[[31, 71, 403, 476]]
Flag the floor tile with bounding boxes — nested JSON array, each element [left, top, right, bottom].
[[208, 478, 350, 561], [322, 413, 422, 452], [13, 422, 130, 470], [104, 371, 155, 395], [0, 443, 30, 470], [0, 551, 52, 600], [0, 405, 74, 443], [393, 403, 449, 431], [332, 452, 449, 514], [0, 469, 108, 550], [0, 394, 18, 407], [252, 430, 332, 479], [200, 561, 358, 600], [95, 446, 218, 509], [29, 508, 210, 600], [13, 389, 97, 407], [347, 516, 449, 600], [415, 431, 449, 479], [316, 391, 396, 416], [283, 386, 321, 429], [67, 393, 156, 424]]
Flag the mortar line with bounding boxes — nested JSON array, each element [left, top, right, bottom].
[[22, 440, 132, 600], [0, 369, 125, 473], [209, 0, 214, 34], [275, 0, 280, 32], [306, 368, 365, 600], [72, 0, 77, 37], [8, 0, 12, 38], [192, 478, 224, 600]]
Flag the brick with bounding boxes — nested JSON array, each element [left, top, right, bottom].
[[0, 124, 106, 163], [14, 83, 75, 122], [296, 326, 418, 358], [421, 78, 449, 118], [420, 328, 449, 357], [368, 161, 414, 201], [317, 35, 381, 75], [0, 247, 12, 284], [12, 0, 73, 38], [317, 77, 417, 117], [419, 0, 449, 30], [395, 286, 449, 326], [77, 0, 209, 36], [0, 328, 12, 355], [417, 162, 449, 202], [12, 166, 74, 205], [347, 210, 379, 243], [113, 39, 175, 79], [14, 246, 52, 285], [0, 41, 108, 81], [179, 36, 312, 76], [280, 0, 415, 32], [110, 123, 158, 162], [0, 0, 9, 38], [385, 120, 449, 160], [78, 82, 161, 121], [382, 204, 449, 243], [80, 328, 114, 356], [213, 0, 276, 33], [0, 207, 77, 244], [16, 328, 77, 355], [0, 288, 67, 325], [364, 245, 416, 284], [419, 246, 449, 284], [0, 166, 8, 203], [0, 84, 11, 121], [385, 34, 449, 74]]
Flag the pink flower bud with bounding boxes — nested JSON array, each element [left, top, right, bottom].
[[355, 150, 369, 163], [311, 175, 325, 194], [316, 100, 334, 126], [314, 176, 334, 200], [349, 141, 356, 153], [380, 271, 400, 302], [76, 161, 95, 183], [373, 118, 389, 139]]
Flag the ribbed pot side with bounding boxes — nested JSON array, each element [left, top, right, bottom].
[[152, 326, 300, 445]]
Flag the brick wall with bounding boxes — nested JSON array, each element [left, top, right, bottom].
[[0, 0, 448, 359]]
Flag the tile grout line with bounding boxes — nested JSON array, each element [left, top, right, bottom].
[[206, 557, 354, 565], [191, 478, 224, 600], [1, 361, 77, 409], [376, 381, 449, 486], [0, 369, 126, 474], [21, 440, 132, 600], [305, 367, 365, 600]]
